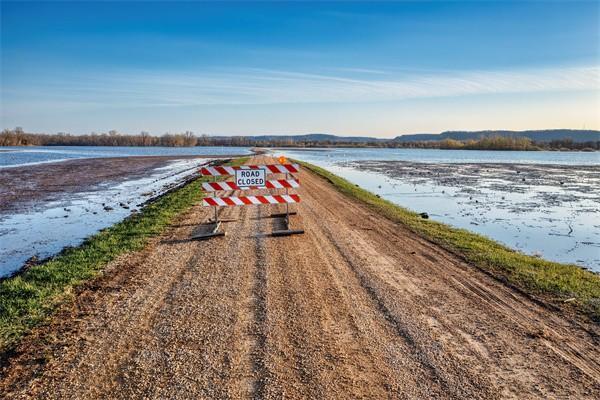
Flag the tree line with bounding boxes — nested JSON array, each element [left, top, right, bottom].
[[0, 128, 198, 147], [1, 128, 598, 151]]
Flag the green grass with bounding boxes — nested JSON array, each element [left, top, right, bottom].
[[298, 160, 600, 321], [0, 157, 249, 353]]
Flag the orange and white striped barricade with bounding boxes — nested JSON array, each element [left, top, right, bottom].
[[193, 161, 303, 239], [202, 194, 300, 207]]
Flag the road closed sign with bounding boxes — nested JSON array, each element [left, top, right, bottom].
[[235, 169, 266, 188]]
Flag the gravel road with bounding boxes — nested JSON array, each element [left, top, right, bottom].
[[1, 156, 599, 399]]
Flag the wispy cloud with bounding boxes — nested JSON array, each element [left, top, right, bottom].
[[3, 65, 599, 110]]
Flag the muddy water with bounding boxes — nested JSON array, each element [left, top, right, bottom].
[[0, 158, 214, 277], [272, 148, 600, 271]]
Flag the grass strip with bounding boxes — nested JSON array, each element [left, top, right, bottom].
[[0, 157, 249, 353], [298, 160, 600, 321]]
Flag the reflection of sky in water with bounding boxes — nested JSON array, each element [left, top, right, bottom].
[[0, 159, 214, 277], [272, 149, 600, 271]]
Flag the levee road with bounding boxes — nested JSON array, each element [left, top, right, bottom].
[[1, 156, 599, 399]]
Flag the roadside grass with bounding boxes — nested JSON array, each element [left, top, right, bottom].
[[298, 160, 600, 321], [0, 157, 249, 353]]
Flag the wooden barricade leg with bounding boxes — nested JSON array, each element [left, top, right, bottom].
[[271, 170, 304, 236], [191, 175, 226, 240]]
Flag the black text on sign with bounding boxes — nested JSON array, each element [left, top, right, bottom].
[[235, 169, 266, 188]]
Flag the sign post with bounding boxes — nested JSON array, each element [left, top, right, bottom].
[[270, 156, 302, 236], [282, 156, 290, 224], [212, 175, 218, 223], [190, 172, 226, 240], [270, 156, 297, 219]]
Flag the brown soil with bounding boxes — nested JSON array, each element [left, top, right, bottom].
[[1, 156, 599, 399], [0, 156, 239, 213]]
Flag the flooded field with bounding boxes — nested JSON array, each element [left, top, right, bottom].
[[272, 148, 600, 271], [0, 146, 253, 277], [0, 156, 222, 277]]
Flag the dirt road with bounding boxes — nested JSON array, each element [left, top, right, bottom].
[[1, 156, 599, 399]]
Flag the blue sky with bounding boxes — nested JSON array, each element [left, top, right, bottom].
[[1, 1, 599, 136]]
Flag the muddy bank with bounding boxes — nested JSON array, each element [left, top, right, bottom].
[[0, 155, 239, 213], [344, 161, 600, 209]]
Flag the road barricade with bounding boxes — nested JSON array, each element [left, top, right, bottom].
[[202, 194, 301, 206], [192, 161, 303, 239]]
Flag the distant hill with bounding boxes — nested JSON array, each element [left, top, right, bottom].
[[213, 133, 387, 143], [213, 129, 599, 144], [394, 130, 600, 143]]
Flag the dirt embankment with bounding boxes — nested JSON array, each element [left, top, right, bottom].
[[1, 156, 599, 399]]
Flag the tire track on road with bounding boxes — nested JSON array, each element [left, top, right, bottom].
[[248, 204, 269, 399]]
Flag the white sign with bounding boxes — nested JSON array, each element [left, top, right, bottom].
[[235, 169, 266, 188]]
